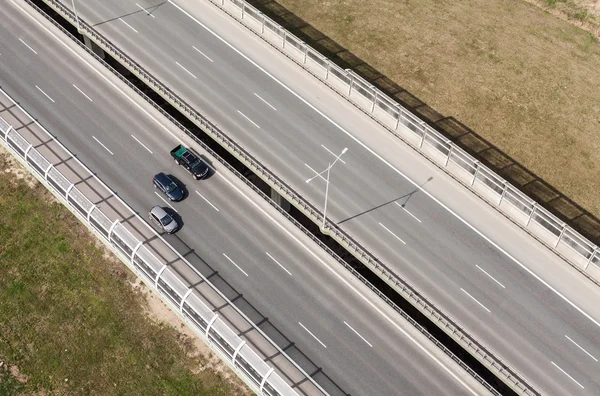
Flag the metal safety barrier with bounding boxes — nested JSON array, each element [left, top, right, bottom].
[[31, 0, 527, 394]]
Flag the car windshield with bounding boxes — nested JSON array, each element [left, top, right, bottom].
[[165, 182, 177, 193], [160, 214, 173, 226]]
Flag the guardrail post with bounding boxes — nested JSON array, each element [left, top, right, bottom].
[[526, 204, 537, 226], [498, 182, 508, 205], [555, 226, 567, 248], [131, 241, 143, 265], [470, 162, 480, 186], [179, 288, 193, 312], [259, 367, 274, 394], [260, 14, 265, 33], [303, 46, 308, 64], [444, 145, 453, 167], [65, 183, 75, 200], [325, 62, 330, 80], [108, 219, 119, 241], [205, 314, 219, 338], [154, 264, 168, 288], [231, 340, 246, 365], [44, 164, 53, 181], [24, 144, 33, 161], [86, 204, 96, 221], [3, 125, 12, 141], [281, 31, 286, 48], [585, 248, 598, 270], [348, 74, 354, 95], [418, 122, 428, 148], [240, 2, 244, 18], [371, 90, 378, 113]]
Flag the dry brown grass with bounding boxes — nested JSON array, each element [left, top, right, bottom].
[[276, 0, 600, 217]]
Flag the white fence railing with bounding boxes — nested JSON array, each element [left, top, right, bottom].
[[0, 96, 318, 396], [206, 0, 600, 280]]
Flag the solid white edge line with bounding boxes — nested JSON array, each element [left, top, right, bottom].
[[321, 144, 346, 164], [379, 222, 406, 245], [475, 265, 506, 289], [265, 252, 292, 276], [119, 17, 139, 33], [195, 190, 219, 211], [167, 0, 600, 334], [298, 322, 326, 348], [91, 135, 114, 155], [192, 45, 214, 62], [35, 85, 55, 103], [253, 92, 276, 110], [19, 37, 37, 54], [344, 321, 373, 347], [131, 134, 153, 154], [175, 61, 197, 79], [565, 335, 598, 362], [154, 191, 177, 212], [135, 3, 156, 18], [460, 288, 491, 313], [72, 84, 93, 102], [237, 110, 260, 128], [550, 361, 585, 389], [11, 1, 481, 392], [394, 201, 422, 223], [223, 253, 249, 276]]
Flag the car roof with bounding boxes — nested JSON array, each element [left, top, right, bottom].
[[150, 205, 169, 218], [153, 172, 172, 185]]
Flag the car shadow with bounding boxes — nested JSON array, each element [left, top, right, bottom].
[[200, 155, 216, 180]]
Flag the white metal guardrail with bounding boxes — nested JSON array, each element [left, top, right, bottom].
[[0, 90, 320, 396], [31, 0, 529, 394], [207, 0, 600, 282]]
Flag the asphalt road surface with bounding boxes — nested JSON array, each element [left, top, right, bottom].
[[42, 0, 600, 394], [0, 2, 492, 395]]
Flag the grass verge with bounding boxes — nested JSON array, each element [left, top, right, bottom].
[[0, 150, 248, 395], [274, 0, 600, 218]]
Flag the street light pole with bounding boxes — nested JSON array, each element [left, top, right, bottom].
[[71, 0, 81, 32], [305, 147, 348, 233]]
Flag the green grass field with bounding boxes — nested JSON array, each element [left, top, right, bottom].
[[0, 152, 246, 395]]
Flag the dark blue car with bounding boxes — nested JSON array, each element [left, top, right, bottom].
[[153, 172, 184, 201]]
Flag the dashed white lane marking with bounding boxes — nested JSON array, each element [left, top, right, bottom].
[[321, 144, 346, 164], [192, 45, 214, 62], [266, 252, 292, 276], [35, 85, 55, 103], [344, 321, 373, 347], [72, 84, 93, 102], [154, 191, 177, 212], [131, 135, 153, 154], [475, 265, 506, 289], [461, 288, 491, 313], [175, 61, 197, 79], [119, 18, 139, 33], [565, 335, 598, 362], [135, 3, 156, 18], [394, 202, 421, 223], [92, 135, 114, 155], [223, 253, 249, 276], [379, 222, 406, 245], [254, 93, 277, 110], [551, 361, 585, 389], [196, 190, 219, 211], [237, 110, 260, 128], [299, 322, 326, 348], [19, 38, 37, 54]]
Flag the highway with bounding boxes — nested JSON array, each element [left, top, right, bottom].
[[43, 0, 600, 394], [0, 2, 492, 395]]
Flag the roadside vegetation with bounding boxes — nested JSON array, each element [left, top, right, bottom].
[[0, 151, 247, 395], [276, 0, 600, 217]]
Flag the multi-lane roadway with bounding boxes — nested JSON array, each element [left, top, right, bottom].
[[42, 0, 600, 393], [0, 1, 492, 395]]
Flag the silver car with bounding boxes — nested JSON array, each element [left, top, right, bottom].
[[149, 205, 178, 234]]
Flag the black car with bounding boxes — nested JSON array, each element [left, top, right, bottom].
[[153, 172, 184, 201]]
